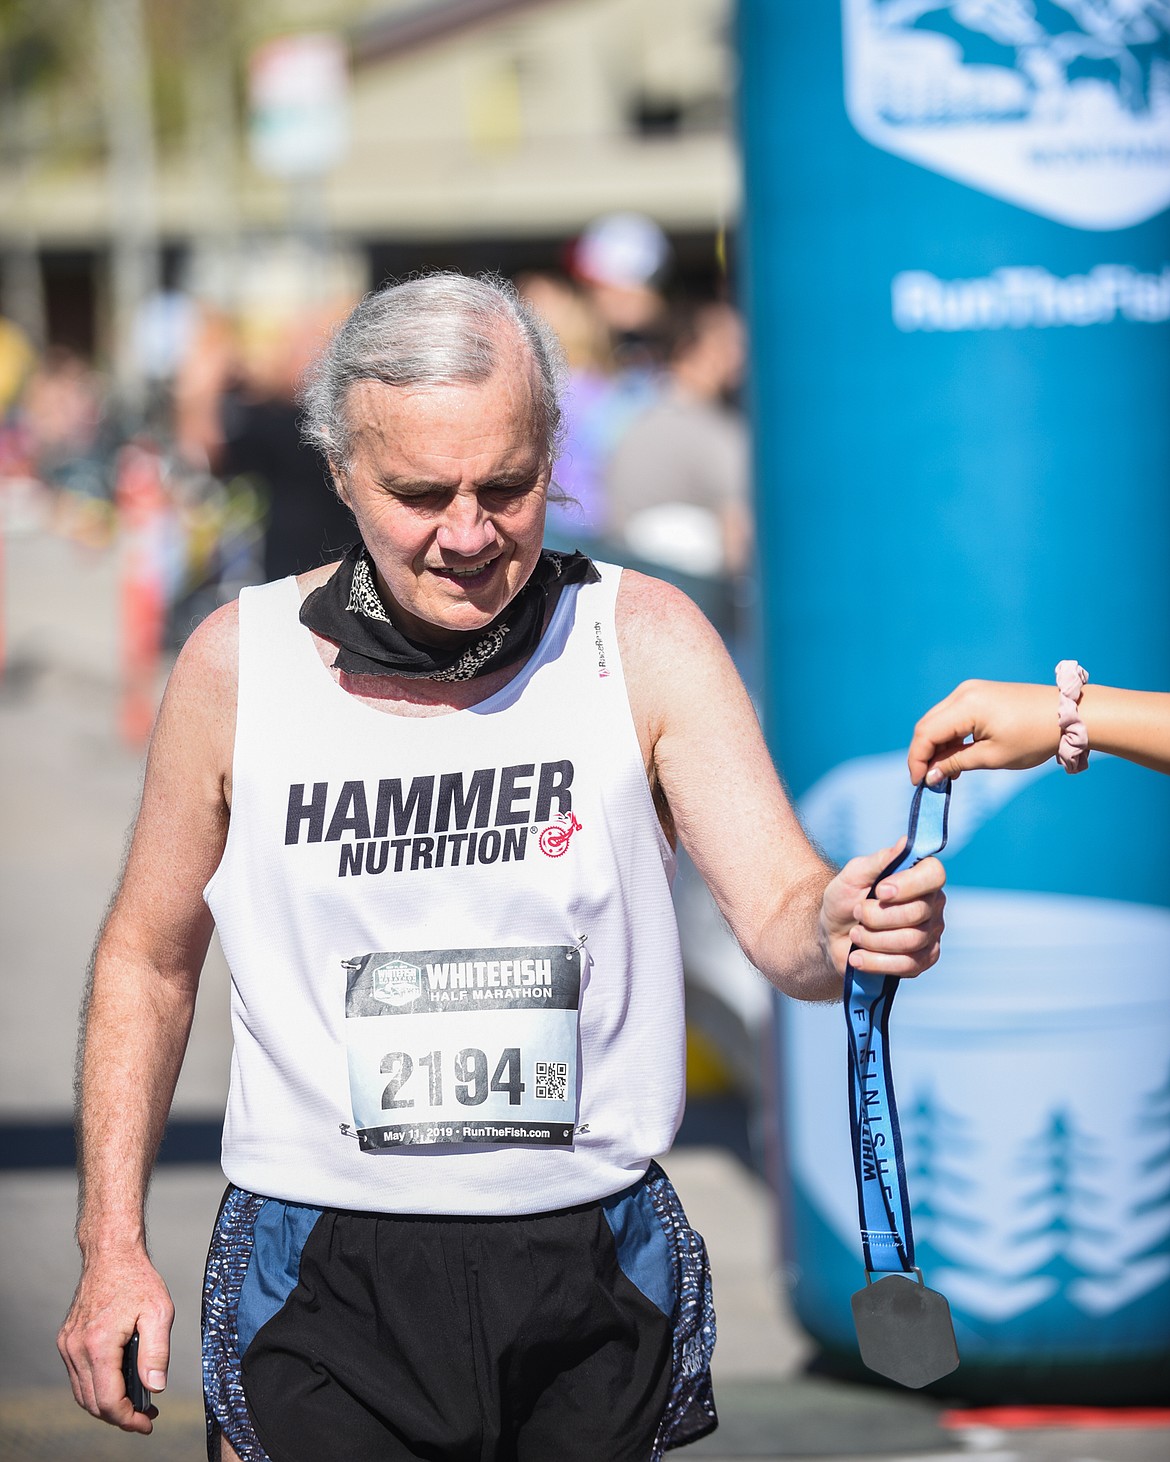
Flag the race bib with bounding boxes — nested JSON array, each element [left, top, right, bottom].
[[342, 943, 583, 1150]]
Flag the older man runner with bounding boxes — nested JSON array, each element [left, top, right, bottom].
[[59, 274, 946, 1462]]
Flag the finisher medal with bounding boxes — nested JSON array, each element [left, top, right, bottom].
[[851, 1270, 958, 1391], [845, 780, 960, 1389]]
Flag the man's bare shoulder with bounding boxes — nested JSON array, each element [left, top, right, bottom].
[[171, 598, 239, 694], [152, 600, 241, 784], [614, 568, 740, 751], [615, 568, 729, 676]]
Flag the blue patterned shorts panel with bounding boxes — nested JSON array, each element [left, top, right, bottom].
[[645, 1161, 719, 1456], [201, 1186, 272, 1462], [202, 1166, 717, 1461]]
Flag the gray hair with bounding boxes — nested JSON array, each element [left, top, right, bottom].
[[299, 271, 567, 472]]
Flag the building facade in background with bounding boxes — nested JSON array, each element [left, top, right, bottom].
[[0, 0, 739, 358]]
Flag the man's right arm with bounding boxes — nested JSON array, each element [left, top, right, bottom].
[[617, 573, 945, 1001], [57, 602, 238, 1433]]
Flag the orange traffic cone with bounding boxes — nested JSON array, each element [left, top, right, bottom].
[[115, 443, 168, 746]]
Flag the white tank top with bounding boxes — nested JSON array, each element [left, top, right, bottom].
[[204, 563, 686, 1215]]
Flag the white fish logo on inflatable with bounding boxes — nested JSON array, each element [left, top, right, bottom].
[[842, 0, 1170, 229]]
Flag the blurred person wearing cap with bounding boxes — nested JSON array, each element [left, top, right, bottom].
[[569, 212, 671, 360], [606, 300, 751, 581], [58, 272, 945, 1462]]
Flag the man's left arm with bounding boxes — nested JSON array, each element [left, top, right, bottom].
[[618, 573, 944, 1001]]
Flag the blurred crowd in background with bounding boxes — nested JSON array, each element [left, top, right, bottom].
[[0, 209, 754, 657]]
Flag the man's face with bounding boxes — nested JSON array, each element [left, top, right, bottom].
[[334, 349, 550, 648]]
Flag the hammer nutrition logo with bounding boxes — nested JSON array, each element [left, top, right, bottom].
[[843, 1, 1170, 229], [284, 759, 579, 878]]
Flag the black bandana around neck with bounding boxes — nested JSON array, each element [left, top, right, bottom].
[[299, 543, 598, 681]]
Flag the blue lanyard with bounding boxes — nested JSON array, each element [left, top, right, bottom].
[[844, 780, 951, 1276]]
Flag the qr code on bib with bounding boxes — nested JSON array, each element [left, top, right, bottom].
[[535, 1062, 568, 1101]]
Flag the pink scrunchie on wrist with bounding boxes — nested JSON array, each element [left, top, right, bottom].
[[1055, 660, 1089, 774]]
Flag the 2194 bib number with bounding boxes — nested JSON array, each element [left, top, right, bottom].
[[381, 1046, 525, 1109]]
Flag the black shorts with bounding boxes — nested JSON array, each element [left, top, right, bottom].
[[202, 1162, 716, 1462]]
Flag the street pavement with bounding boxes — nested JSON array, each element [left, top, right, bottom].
[[1, 512, 1165, 1461]]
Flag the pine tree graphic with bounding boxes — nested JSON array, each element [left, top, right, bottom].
[[1116, 1064, 1170, 1272], [1015, 1109, 1110, 1295], [1134, 1063, 1170, 1217], [1062, 1064, 1170, 1322], [903, 1086, 981, 1278]]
